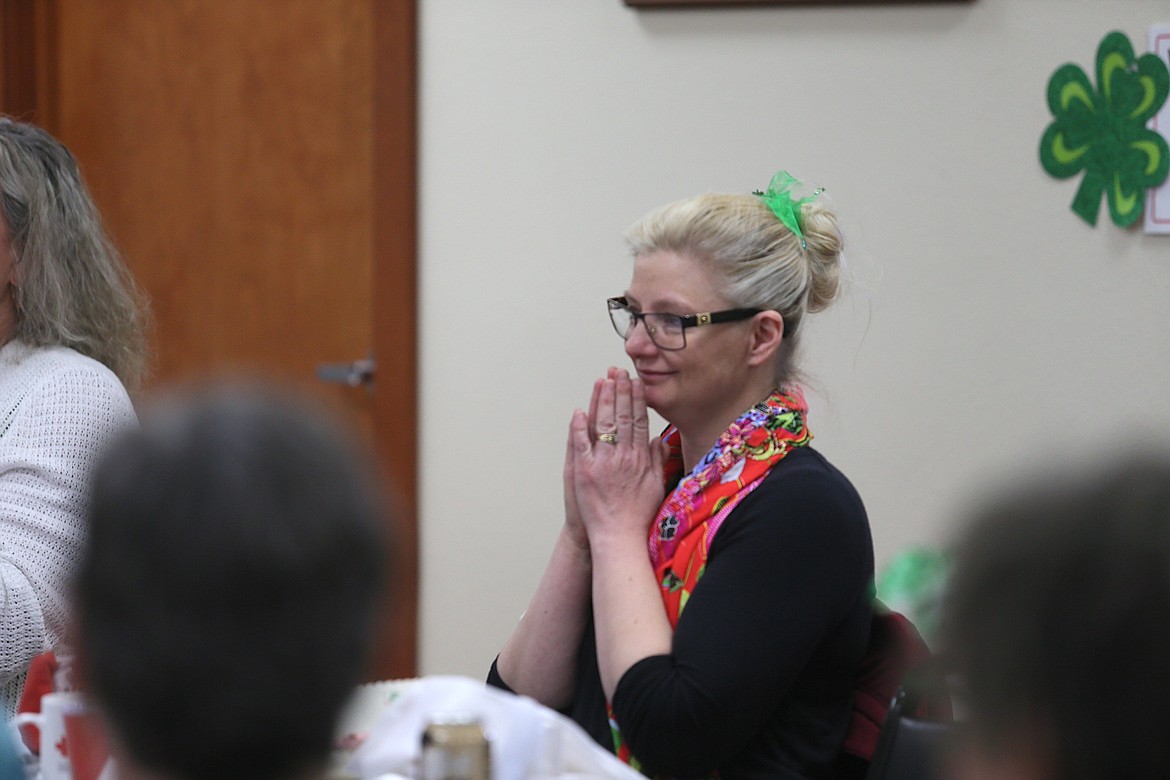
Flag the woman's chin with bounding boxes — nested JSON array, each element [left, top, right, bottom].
[[642, 387, 675, 421]]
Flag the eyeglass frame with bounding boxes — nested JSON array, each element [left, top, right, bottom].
[[606, 296, 762, 351]]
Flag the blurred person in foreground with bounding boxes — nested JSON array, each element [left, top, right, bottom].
[[0, 117, 149, 712], [942, 454, 1170, 780], [73, 385, 391, 780]]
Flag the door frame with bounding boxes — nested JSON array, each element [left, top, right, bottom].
[[0, 0, 57, 128], [371, 0, 419, 679]]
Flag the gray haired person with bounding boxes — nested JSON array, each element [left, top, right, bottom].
[[943, 454, 1170, 780], [0, 117, 148, 713], [75, 386, 391, 780]]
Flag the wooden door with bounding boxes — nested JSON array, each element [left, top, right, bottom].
[[1, 0, 418, 680]]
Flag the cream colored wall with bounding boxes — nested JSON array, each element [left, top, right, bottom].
[[418, 0, 1170, 675]]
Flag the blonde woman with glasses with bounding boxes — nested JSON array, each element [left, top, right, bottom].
[[491, 172, 875, 779]]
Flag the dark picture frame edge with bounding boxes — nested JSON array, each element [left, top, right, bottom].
[[626, 0, 973, 6]]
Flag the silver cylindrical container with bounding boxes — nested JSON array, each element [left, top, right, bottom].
[[421, 716, 490, 780]]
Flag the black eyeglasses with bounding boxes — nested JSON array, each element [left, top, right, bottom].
[[606, 296, 761, 351]]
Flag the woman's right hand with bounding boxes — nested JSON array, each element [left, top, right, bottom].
[[563, 417, 589, 554], [498, 376, 611, 705]]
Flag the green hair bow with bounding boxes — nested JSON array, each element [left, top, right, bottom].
[[753, 171, 824, 250]]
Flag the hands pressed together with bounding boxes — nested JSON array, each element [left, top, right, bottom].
[[497, 367, 675, 707], [563, 367, 666, 556]]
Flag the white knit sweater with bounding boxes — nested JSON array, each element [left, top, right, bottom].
[[0, 340, 136, 715]]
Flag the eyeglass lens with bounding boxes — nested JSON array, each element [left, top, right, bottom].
[[608, 300, 685, 349]]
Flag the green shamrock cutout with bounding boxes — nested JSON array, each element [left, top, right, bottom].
[[1039, 30, 1170, 227]]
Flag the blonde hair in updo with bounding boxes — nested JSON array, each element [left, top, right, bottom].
[[624, 191, 843, 385]]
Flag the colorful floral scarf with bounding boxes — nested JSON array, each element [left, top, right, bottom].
[[610, 387, 813, 770]]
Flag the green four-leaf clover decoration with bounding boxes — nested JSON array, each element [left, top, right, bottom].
[[1040, 31, 1170, 227]]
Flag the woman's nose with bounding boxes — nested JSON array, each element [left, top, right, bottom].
[[624, 318, 658, 358]]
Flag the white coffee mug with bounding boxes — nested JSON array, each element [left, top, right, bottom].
[[14, 691, 87, 780]]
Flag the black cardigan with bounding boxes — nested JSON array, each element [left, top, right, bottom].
[[490, 447, 874, 779]]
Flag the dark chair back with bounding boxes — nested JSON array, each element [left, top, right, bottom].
[[843, 607, 937, 763], [864, 680, 952, 780]]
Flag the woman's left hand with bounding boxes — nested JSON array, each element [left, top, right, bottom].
[[569, 369, 665, 544], [570, 369, 673, 699]]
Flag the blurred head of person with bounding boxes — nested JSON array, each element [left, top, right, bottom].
[[942, 453, 1170, 780], [74, 383, 391, 780]]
